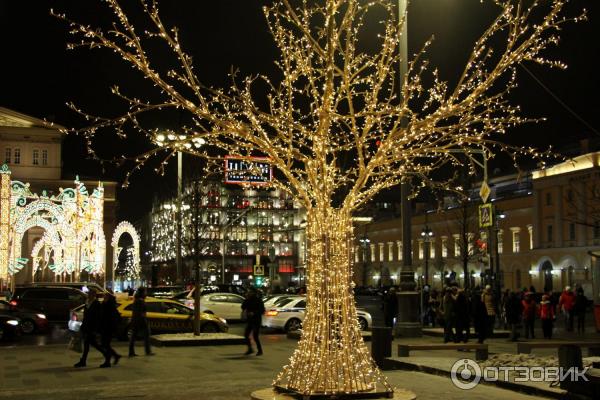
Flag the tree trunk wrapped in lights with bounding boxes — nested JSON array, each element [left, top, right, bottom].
[[53, 0, 583, 396], [275, 208, 390, 394]]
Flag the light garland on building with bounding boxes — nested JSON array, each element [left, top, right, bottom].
[[54, 0, 582, 396], [0, 165, 11, 281]]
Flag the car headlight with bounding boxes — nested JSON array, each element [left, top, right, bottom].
[[218, 317, 227, 324], [36, 314, 47, 319], [6, 320, 19, 326]]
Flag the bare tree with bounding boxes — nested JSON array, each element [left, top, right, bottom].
[[54, 0, 582, 395]]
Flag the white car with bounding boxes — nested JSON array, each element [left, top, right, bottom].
[[263, 294, 296, 310], [199, 292, 246, 320], [262, 296, 372, 332]]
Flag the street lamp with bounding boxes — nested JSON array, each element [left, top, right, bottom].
[[493, 207, 506, 298], [359, 236, 370, 286], [421, 225, 433, 286]]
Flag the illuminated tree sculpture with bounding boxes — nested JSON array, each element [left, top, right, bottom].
[[55, 0, 582, 396]]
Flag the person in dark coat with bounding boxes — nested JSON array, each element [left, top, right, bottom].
[[454, 288, 470, 343], [242, 288, 265, 356], [442, 287, 457, 343], [505, 291, 523, 341], [383, 287, 398, 328], [100, 293, 122, 367], [522, 293, 537, 339], [470, 289, 488, 344], [129, 287, 153, 357], [573, 287, 588, 334], [74, 289, 106, 367]]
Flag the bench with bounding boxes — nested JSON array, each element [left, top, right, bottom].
[[397, 343, 489, 360], [517, 341, 600, 356]]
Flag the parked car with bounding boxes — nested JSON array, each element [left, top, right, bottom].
[[199, 293, 246, 320], [0, 300, 48, 334], [18, 282, 108, 297], [68, 297, 228, 338], [172, 285, 248, 308], [9, 286, 87, 322], [262, 296, 372, 332], [263, 295, 295, 310], [0, 314, 21, 341]]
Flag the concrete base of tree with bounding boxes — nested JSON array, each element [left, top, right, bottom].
[[250, 387, 416, 400]]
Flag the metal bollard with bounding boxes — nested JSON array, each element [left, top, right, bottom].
[[371, 326, 392, 368]]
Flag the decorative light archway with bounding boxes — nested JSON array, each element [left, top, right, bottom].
[[111, 221, 141, 279]]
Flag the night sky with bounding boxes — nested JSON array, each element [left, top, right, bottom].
[[1, 0, 599, 221]]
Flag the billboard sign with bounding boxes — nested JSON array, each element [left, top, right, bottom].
[[224, 156, 272, 185]]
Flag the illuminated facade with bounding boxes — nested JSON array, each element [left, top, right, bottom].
[[148, 180, 306, 286], [358, 149, 600, 294], [0, 107, 117, 286]]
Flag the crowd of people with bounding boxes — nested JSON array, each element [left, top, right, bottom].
[[419, 284, 589, 344]]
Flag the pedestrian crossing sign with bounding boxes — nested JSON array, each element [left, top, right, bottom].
[[254, 265, 264, 276]]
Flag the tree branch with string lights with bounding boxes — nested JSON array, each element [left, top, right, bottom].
[[53, 0, 583, 396]]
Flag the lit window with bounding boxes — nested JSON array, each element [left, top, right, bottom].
[[13, 148, 20, 164], [429, 240, 435, 259], [388, 242, 394, 261], [511, 228, 521, 253], [418, 240, 424, 259], [42, 150, 48, 166], [441, 237, 448, 258], [467, 233, 474, 255], [4, 148, 10, 164], [379, 243, 384, 262], [396, 241, 402, 261], [33, 149, 39, 165], [498, 230, 504, 254], [370, 244, 375, 262], [453, 234, 460, 257]]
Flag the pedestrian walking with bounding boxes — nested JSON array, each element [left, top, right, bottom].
[[558, 286, 575, 332], [481, 285, 496, 338], [242, 288, 265, 356], [74, 289, 105, 367], [383, 287, 398, 328], [540, 294, 556, 339], [100, 293, 122, 367], [129, 287, 153, 357], [522, 293, 537, 339], [573, 287, 588, 334], [505, 291, 522, 341]]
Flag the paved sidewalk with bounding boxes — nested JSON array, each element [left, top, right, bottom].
[[0, 333, 559, 400]]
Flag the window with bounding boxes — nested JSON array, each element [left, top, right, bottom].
[[498, 230, 504, 254], [230, 225, 247, 241], [388, 242, 394, 261], [418, 240, 424, 259], [512, 228, 521, 253], [467, 233, 474, 255], [146, 302, 163, 313], [42, 149, 48, 166], [4, 148, 10, 164], [453, 234, 460, 257], [13, 148, 20, 164], [569, 223, 576, 241], [546, 192, 552, 206], [429, 240, 435, 259], [441, 237, 448, 258], [370, 244, 376, 262], [224, 295, 243, 304], [378, 243, 384, 262], [396, 241, 402, 261], [227, 242, 246, 255], [32, 149, 39, 165], [547, 225, 553, 243], [278, 259, 294, 273], [295, 300, 306, 309]]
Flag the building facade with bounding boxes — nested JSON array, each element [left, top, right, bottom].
[[355, 151, 600, 296], [147, 180, 306, 288]]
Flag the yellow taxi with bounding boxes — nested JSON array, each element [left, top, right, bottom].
[[69, 297, 228, 338]]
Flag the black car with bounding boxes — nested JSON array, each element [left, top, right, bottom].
[[0, 300, 49, 334], [10, 286, 87, 322], [0, 314, 21, 341]]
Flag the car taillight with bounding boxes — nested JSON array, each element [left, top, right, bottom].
[[265, 310, 279, 316], [71, 313, 78, 321], [9, 300, 17, 307]]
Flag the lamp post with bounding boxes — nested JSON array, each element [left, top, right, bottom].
[[421, 226, 433, 286], [494, 207, 506, 300]]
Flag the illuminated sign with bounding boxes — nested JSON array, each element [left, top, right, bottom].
[[224, 156, 272, 185]]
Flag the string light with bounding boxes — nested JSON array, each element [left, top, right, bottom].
[[111, 221, 141, 279], [52, 0, 583, 395]]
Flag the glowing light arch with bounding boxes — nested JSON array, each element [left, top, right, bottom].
[[111, 221, 140, 279]]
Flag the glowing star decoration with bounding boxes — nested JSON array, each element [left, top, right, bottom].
[[0, 164, 10, 280], [55, 0, 583, 396], [111, 221, 141, 280]]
